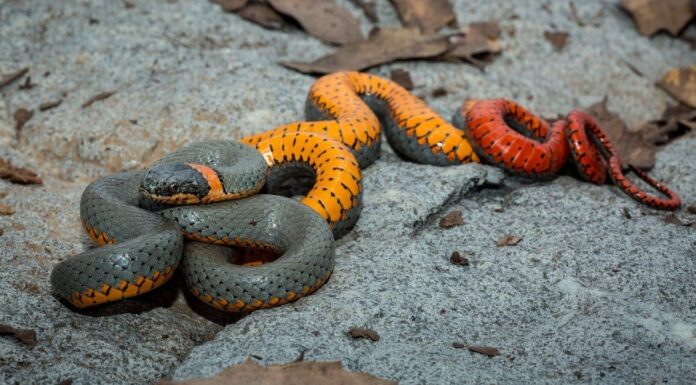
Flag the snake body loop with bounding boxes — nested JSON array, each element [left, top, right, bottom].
[[52, 71, 681, 312]]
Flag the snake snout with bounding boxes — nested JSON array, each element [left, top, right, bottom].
[[141, 163, 210, 199]]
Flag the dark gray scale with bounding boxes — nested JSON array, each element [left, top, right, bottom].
[[50, 171, 183, 302], [160, 195, 335, 305], [141, 140, 268, 199]]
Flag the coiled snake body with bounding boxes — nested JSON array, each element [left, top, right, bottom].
[[51, 72, 680, 312]]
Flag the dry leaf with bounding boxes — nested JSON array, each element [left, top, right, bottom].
[[444, 22, 502, 68], [0, 324, 37, 347], [439, 210, 464, 228], [449, 251, 469, 266], [348, 326, 380, 341], [0, 204, 14, 215], [390, 0, 456, 34], [214, 0, 248, 12], [659, 65, 696, 108], [0, 158, 43, 185], [158, 359, 395, 385], [13, 108, 33, 131], [238, 3, 285, 29], [389, 68, 414, 90], [586, 98, 656, 169], [82, 91, 116, 108], [641, 103, 696, 145], [39, 99, 62, 111], [496, 235, 522, 247], [0, 67, 28, 90], [544, 31, 569, 50], [268, 0, 363, 45], [281, 27, 450, 74], [620, 0, 694, 36], [349, 0, 378, 22], [467, 345, 500, 357]]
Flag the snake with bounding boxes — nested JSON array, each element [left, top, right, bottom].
[[51, 71, 681, 312]]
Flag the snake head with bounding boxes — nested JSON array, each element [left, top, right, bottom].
[[141, 163, 211, 204]]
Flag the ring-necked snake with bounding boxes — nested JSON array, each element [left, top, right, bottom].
[[51, 71, 681, 312]]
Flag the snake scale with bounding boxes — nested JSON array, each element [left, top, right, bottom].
[[51, 71, 681, 312]]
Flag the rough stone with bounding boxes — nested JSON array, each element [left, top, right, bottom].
[[1, 1, 694, 385]]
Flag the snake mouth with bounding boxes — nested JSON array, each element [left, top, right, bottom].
[[141, 162, 212, 204]]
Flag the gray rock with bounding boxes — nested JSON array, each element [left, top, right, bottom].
[[1, 0, 695, 385]]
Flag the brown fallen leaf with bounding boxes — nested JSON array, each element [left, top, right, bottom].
[[439, 210, 464, 228], [158, 359, 396, 385], [214, 0, 248, 12], [237, 3, 285, 29], [14, 108, 33, 131], [39, 99, 63, 111], [431, 87, 447, 98], [444, 22, 502, 68], [348, 326, 380, 341], [620, 0, 694, 36], [389, 68, 414, 90], [0, 67, 29, 90], [282, 27, 451, 74], [586, 98, 656, 169], [0, 324, 37, 347], [659, 65, 696, 109], [496, 235, 522, 247], [349, 0, 378, 22], [467, 345, 500, 357], [268, 0, 363, 45], [391, 0, 456, 34], [0, 204, 14, 215], [641, 103, 696, 145], [82, 91, 116, 108], [0, 158, 43, 185], [449, 251, 469, 266], [544, 31, 569, 50]]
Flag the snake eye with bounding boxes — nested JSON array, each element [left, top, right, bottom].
[[142, 163, 211, 200]]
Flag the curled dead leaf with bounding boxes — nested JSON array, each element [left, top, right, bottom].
[[0, 158, 43, 185], [439, 210, 464, 228], [586, 98, 656, 169], [659, 65, 696, 109], [544, 31, 569, 50], [213, 0, 248, 12], [0, 324, 37, 347], [158, 358, 396, 385], [348, 326, 380, 341], [389, 68, 414, 90], [496, 235, 522, 247], [281, 27, 450, 74], [444, 22, 502, 68], [641, 103, 696, 145], [82, 90, 116, 108], [0, 204, 14, 215], [13, 108, 33, 131], [268, 0, 363, 45], [620, 0, 694, 36], [467, 345, 500, 357], [391, 0, 456, 34], [449, 251, 469, 266], [237, 3, 285, 29]]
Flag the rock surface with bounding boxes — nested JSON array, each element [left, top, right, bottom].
[[1, 1, 694, 385]]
